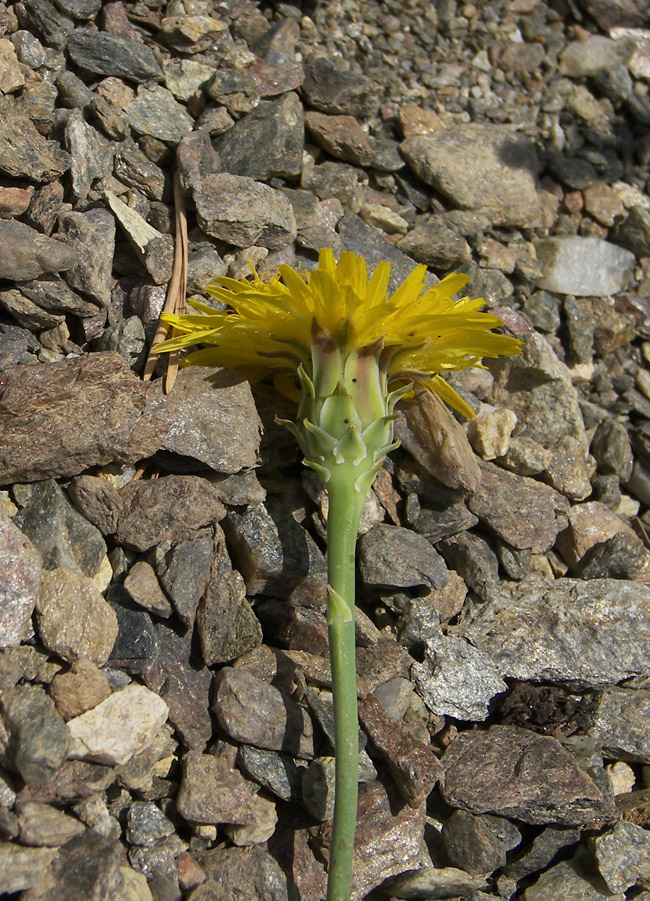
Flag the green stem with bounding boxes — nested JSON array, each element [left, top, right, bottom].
[[326, 475, 367, 901]]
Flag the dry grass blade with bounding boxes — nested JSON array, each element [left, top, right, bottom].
[[142, 168, 188, 392]]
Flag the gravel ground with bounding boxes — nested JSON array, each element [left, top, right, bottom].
[[1, 0, 650, 898]]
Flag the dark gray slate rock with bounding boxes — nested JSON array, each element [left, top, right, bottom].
[[147, 367, 262, 474], [153, 530, 213, 629], [67, 29, 163, 82], [0, 97, 69, 182], [400, 125, 540, 227], [358, 523, 449, 591], [300, 57, 379, 117], [14, 479, 106, 579], [237, 744, 304, 802], [458, 577, 650, 690], [0, 321, 41, 365], [504, 825, 581, 881], [126, 800, 174, 847], [0, 508, 42, 650], [193, 172, 297, 249], [212, 667, 314, 759], [437, 531, 499, 600], [1, 684, 69, 784], [107, 594, 158, 675], [124, 84, 194, 144], [215, 92, 304, 180], [224, 496, 327, 601], [0, 354, 163, 486], [17, 275, 100, 320], [523, 847, 626, 901], [589, 688, 650, 763], [113, 141, 166, 201], [64, 109, 113, 205], [114, 475, 226, 552], [442, 725, 618, 826], [16, 0, 74, 49], [0, 220, 76, 281], [57, 208, 115, 307], [441, 810, 522, 875], [412, 634, 507, 722], [195, 525, 262, 667]]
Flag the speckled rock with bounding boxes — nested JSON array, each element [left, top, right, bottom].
[[0, 507, 42, 649], [1, 684, 69, 784]]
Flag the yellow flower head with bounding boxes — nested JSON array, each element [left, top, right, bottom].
[[157, 247, 521, 419]]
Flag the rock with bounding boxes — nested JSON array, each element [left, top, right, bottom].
[[1, 684, 69, 784], [0, 185, 32, 218], [412, 634, 507, 721], [57, 208, 115, 306], [583, 182, 626, 227], [302, 756, 336, 820], [523, 848, 627, 900], [114, 476, 226, 553], [16, 800, 85, 846], [0, 844, 57, 894], [16, 758, 115, 806], [559, 35, 635, 78], [0, 36, 26, 92], [397, 219, 471, 269], [555, 500, 648, 576], [458, 577, 650, 690], [468, 407, 518, 461], [589, 688, 650, 763], [225, 791, 277, 846], [358, 692, 443, 807], [126, 801, 175, 847], [212, 667, 314, 759], [441, 810, 522, 875], [206, 67, 260, 115], [0, 219, 76, 281], [162, 57, 215, 103], [125, 84, 194, 144], [195, 526, 262, 666], [305, 111, 374, 166], [442, 725, 618, 826], [224, 496, 327, 601], [192, 172, 296, 250], [468, 460, 569, 552], [153, 531, 213, 629], [535, 236, 635, 296], [190, 846, 288, 901], [64, 109, 113, 204], [17, 275, 101, 320], [0, 97, 69, 183], [175, 751, 255, 826], [24, 830, 125, 901], [96, 316, 147, 369], [215, 92, 304, 180], [504, 826, 581, 882], [107, 597, 158, 675], [66, 476, 124, 537], [0, 288, 65, 331], [437, 531, 500, 600], [147, 367, 262, 474], [67, 684, 169, 766], [300, 57, 379, 117], [237, 745, 304, 802], [0, 507, 42, 649], [67, 29, 163, 82], [104, 191, 173, 285], [14, 479, 107, 580], [358, 523, 448, 591], [160, 14, 227, 54], [383, 866, 489, 900], [48, 658, 112, 721], [400, 125, 540, 227], [36, 569, 118, 666], [113, 142, 166, 201], [591, 820, 650, 893], [123, 561, 173, 618]]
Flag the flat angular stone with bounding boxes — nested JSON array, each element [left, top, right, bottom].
[[589, 688, 650, 763], [0, 354, 163, 486], [400, 125, 540, 227], [591, 820, 650, 893], [384, 866, 489, 900], [300, 57, 379, 117], [147, 367, 262, 474], [0, 844, 56, 894], [176, 751, 255, 826], [0, 219, 76, 281], [25, 830, 125, 901], [193, 172, 296, 250], [523, 849, 626, 901], [412, 634, 507, 722], [358, 523, 449, 591], [57, 208, 115, 306], [441, 810, 522, 876], [66, 476, 124, 538], [305, 110, 374, 166], [2, 684, 69, 784], [64, 109, 113, 204], [536, 236, 635, 296], [237, 745, 303, 802], [18, 275, 100, 320], [459, 577, 650, 690], [153, 531, 213, 629], [0, 507, 42, 649], [67, 684, 169, 766], [124, 84, 194, 144], [0, 97, 69, 182], [16, 800, 85, 846], [442, 725, 618, 826], [123, 561, 172, 618], [212, 667, 314, 759], [67, 29, 163, 82], [115, 475, 226, 552], [192, 846, 288, 901], [36, 569, 118, 666], [126, 800, 174, 847]]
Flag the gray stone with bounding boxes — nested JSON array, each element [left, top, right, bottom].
[[437, 531, 500, 600], [237, 745, 304, 802], [613, 205, 650, 258], [523, 848, 626, 901], [383, 866, 489, 900], [441, 810, 522, 875], [67, 29, 163, 82], [16, 0, 74, 48], [0, 220, 76, 281], [24, 829, 125, 901], [212, 667, 314, 759], [96, 316, 146, 370], [0, 507, 42, 649], [196, 526, 262, 667], [591, 820, 650, 893], [192, 846, 288, 901], [0, 97, 69, 183], [18, 275, 99, 320], [162, 57, 215, 102], [113, 142, 166, 201], [125, 85, 194, 144], [147, 367, 262, 474], [193, 172, 296, 250], [577, 531, 647, 580], [126, 801, 174, 847], [459, 577, 650, 690], [123, 561, 173, 618], [302, 755, 336, 820], [67, 684, 168, 766], [536, 237, 635, 297], [397, 219, 471, 269], [400, 125, 540, 227], [442, 725, 618, 826], [16, 799, 85, 846], [36, 569, 118, 666], [11, 29, 47, 68], [14, 479, 106, 579], [358, 523, 449, 591], [304, 110, 374, 166], [559, 35, 635, 78], [224, 497, 327, 601], [413, 634, 507, 722], [504, 826, 581, 881], [0, 288, 65, 331], [64, 109, 113, 204], [206, 67, 260, 114], [107, 595, 158, 675], [1, 684, 69, 784], [589, 688, 650, 763], [58, 208, 115, 307], [300, 57, 379, 117], [215, 92, 304, 180], [153, 531, 213, 629], [176, 750, 255, 826], [115, 475, 226, 553]]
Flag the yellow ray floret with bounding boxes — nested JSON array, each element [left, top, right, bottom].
[[155, 247, 521, 416]]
